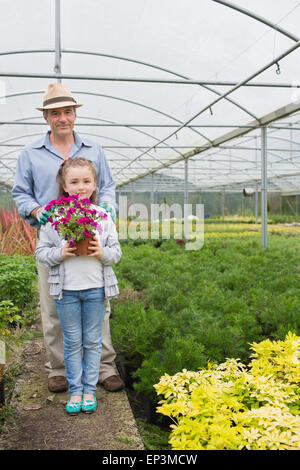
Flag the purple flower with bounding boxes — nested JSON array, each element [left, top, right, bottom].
[[80, 198, 92, 205], [74, 201, 84, 210], [45, 200, 55, 211], [56, 196, 66, 204], [69, 238, 75, 247], [77, 216, 92, 225], [47, 194, 107, 245], [84, 228, 92, 238]]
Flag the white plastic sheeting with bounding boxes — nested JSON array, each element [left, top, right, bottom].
[[0, 0, 299, 192]]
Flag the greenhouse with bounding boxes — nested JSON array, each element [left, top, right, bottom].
[[0, 0, 299, 452]]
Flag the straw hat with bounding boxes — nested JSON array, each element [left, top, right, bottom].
[[36, 83, 82, 111]]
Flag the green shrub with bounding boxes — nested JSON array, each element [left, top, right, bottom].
[[0, 254, 37, 309], [134, 332, 207, 401], [0, 300, 23, 340], [111, 301, 165, 368], [112, 236, 300, 403]]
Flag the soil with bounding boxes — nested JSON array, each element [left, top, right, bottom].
[[0, 317, 144, 451]]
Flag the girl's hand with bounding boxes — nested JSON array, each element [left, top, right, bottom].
[[61, 242, 77, 259], [88, 237, 103, 259]]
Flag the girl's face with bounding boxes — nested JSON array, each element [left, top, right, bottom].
[[63, 165, 97, 200]]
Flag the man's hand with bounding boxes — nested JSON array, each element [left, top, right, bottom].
[[32, 206, 51, 225], [61, 243, 77, 260], [99, 202, 116, 224], [88, 237, 103, 259]]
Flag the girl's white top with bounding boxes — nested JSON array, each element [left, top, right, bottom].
[[62, 231, 104, 290]]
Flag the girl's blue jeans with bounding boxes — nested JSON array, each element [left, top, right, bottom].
[[55, 287, 106, 396]]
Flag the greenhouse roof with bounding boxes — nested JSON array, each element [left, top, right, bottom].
[[0, 0, 300, 193]]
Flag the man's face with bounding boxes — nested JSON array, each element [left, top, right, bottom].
[[44, 106, 77, 138]]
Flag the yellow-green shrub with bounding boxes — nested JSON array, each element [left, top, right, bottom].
[[154, 332, 300, 450]]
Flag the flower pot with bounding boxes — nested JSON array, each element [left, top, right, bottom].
[[74, 237, 94, 255], [116, 360, 135, 389]]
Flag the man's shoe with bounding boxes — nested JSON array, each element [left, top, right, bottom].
[[101, 375, 125, 392], [48, 376, 68, 393]]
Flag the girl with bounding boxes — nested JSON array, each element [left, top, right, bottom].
[[35, 157, 121, 415]]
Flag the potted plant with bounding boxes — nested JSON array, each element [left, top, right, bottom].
[[44, 195, 107, 255]]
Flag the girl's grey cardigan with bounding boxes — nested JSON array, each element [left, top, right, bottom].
[[35, 211, 121, 300]]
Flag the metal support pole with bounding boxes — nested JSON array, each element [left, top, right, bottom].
[[184, 159, 188, 238], [261, 126, 268, 248], [221, 186, 225, 221], [255, 183, 258, 224], [55, 0, 62, 81], [131, 181, 135, 205], [151, 173, 154, 207], [184, 160, 188, 206], [116, 188, 120, 214], [242, 192, 244, 216]]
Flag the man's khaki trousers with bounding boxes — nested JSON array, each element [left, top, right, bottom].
[[36, 259, 118, 382]]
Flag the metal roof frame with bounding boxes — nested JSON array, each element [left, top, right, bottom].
[[1, 0, 300, 247]]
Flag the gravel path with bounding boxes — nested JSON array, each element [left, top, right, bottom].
[[0, 319, 144, 451]]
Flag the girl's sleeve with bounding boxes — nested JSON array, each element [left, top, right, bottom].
[[100, 215, 122, 266], [35, 225, 64, 267]]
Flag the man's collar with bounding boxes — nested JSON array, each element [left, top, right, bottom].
[[32, 132, 50, 149], [73, 131, 92, 148], [32, 130, 92, 149]]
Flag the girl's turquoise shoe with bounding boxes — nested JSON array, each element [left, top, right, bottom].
[[82, 394, 97, 414], [66, 396, 82, 415]]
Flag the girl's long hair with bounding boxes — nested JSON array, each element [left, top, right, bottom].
[[56, 157, 98, 204]]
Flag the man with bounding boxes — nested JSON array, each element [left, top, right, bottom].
[[12, 83, 124, 393]]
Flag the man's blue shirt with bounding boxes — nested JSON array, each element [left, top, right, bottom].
[[12, 131, 116, 227]]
